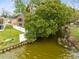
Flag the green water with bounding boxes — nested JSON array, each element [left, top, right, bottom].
[[0, 38, 77, 59]]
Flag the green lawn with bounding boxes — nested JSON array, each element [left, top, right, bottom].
[[0, 25, 21, 48], [70, 26, 79, 40]]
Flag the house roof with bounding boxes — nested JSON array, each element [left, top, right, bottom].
[[11, 13, 23, 19]]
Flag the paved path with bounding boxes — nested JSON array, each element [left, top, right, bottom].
[[12, 25, 27, 42], [13, 25, 26, 33], [19, 34, 27, 42]]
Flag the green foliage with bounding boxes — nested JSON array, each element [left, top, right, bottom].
[[31, 0, 60, 6], [25, 0, 74, 40], [70, 11, 79, 22], [31, 0, 41, 6], [14, 0, 26, 14], [5, 25, 13, 29]]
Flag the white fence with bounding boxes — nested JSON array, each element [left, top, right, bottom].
[[13, 25, 26, 33]]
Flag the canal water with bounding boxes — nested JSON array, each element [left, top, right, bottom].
[[0, 38, 78, 59]]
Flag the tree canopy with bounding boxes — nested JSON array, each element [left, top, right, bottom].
[[14, 0, 26, 14], [24, 0, 74, 40]]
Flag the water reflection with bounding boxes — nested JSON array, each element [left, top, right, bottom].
[[0, 38, 78, 59]]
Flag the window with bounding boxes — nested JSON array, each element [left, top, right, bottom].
[[19, 23, 22, 26], [18, 18, 23, 22], [0, 25, 3, 29], [0, 25, 1, 29]]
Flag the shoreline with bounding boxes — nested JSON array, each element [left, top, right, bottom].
[[0, 41, 28, 54]]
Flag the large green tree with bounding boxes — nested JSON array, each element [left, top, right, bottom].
[[24, 0, 74, 41]]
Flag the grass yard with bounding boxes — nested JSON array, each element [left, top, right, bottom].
[[70, 26, 79, 40], [0, 25, 21, 48]]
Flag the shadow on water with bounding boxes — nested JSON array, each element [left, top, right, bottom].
[[0, 36, 78, 59]]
